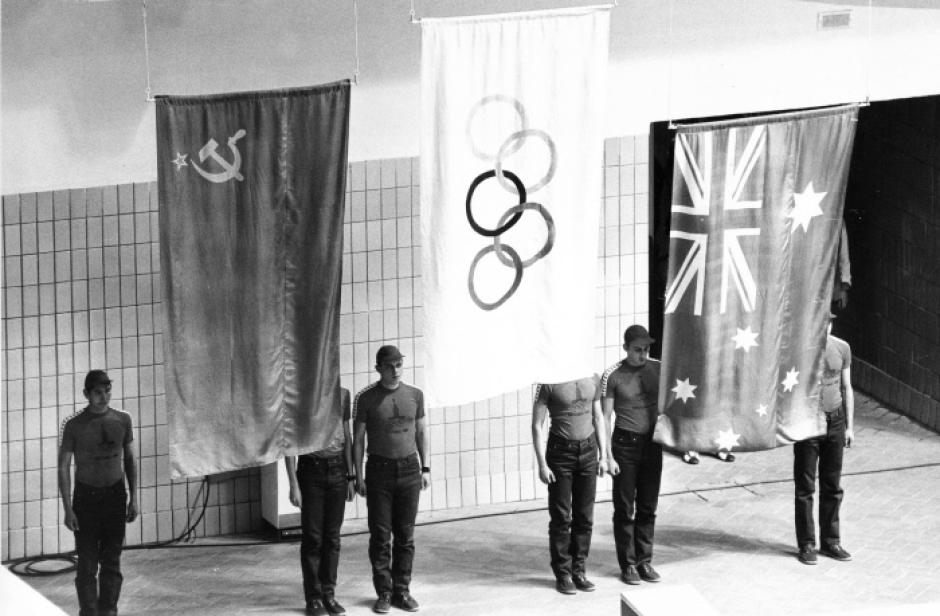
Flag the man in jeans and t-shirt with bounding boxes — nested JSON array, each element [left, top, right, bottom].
[[601, 325, 663, 585], [532, 376, 609, 595], [794, 316, 855, 565], [353, 345, 430, 613]]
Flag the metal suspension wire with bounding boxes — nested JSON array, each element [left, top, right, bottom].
[[141, 0, 154, 101], [353, 0, 361, 84]]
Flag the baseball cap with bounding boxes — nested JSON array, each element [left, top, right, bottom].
[[623, 325, 655, 346], [375, 345, 404, 365], [84, 369, 112, 391]]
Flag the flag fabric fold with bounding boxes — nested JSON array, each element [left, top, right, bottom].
[[156, 82, 350, 478], [420, 7, 610, 407], [655, 106, 858, 452]]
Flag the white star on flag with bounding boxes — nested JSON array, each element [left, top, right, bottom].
[[755, 404, 768, 417], [731, 326, 759, 352], [172, 153, 189, 170], [788, 181, 826, 234], [672, 377, 697, 403], [715, 428, 741, 451], [781, 367, 800, 392]]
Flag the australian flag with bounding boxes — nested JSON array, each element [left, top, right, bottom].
[[655, 106, 858, 453]]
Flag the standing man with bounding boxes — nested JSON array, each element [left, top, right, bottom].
[[601, 325, 663, 585], [285, 385, 355, 615], [794, 316, 855, 565], [532, 376, 609, 595], [58, 370, 138, 616], [353, 345, 430, 613]]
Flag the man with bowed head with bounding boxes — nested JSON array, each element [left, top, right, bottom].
[[601, 325, 664, 585], [353, 345, 430, 613]]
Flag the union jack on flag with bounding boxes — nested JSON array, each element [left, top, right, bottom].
[[654, 106, 858, 453]]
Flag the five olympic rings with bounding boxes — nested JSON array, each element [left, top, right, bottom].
[[464, 96, 558, 311]]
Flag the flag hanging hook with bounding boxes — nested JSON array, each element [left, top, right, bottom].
[[141, 0, 155, 102]]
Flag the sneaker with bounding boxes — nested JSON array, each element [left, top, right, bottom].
[[682, 451, 700, 465], [323, 596, 346, 615], [637, 562, 661, 582], [572, 573, 595, 592], [306, 599, 330, 616], [820, 544, 852, 561], [716, 450, 736, 462], [391, 591, 420, 612], [555, 575, 577, 595], [373, 593, 392, 614], [798, 545, 818, 565], [621, 565, 641, 585]]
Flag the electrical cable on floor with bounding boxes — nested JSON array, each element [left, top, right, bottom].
[[5, 476, 211, 577]]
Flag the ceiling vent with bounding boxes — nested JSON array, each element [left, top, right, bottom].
[[818, 10, 852, 30]]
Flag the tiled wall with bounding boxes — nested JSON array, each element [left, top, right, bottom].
[[2, 134, 649, 559], [840, 96, 940, 432]]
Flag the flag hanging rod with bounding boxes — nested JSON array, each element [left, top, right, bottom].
[[410, 1, 617, 24], [140, 0, 360, 101], [669, 103, 865, 132]]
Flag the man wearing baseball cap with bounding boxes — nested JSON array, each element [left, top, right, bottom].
[[601, 325, 664, 585], [353, 345, 429, 613]]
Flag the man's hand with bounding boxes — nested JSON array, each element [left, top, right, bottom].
[[607, 456, 621, 476], [844, 429, 854, 448], [421, 472, 430, 490], [126, 498, 139, 523], [289, 484, 302, 508], [65, 509, 79, 532], [597, 458, 609, 478], [345, 480, 356, 502], [538, 464, 555, 485], [356, 478, 367, 497]]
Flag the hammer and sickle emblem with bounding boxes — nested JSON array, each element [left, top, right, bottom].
[[192, 129, 247, 183]]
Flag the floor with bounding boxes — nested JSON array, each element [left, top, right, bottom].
[[14, 391, 940, 616]]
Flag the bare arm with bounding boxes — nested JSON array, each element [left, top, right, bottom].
[[353, 421, 367, 496], [343, 416, 356, 501], [842, 366, 855, 447], [602, 397, 620, 475], [415, 416, 430, 490], [531, 397, 554, 485], [592, 399, 609, 477], [123, 440, 138, 522], [58, 447, 78, 531], [284, 456, 301, 507]]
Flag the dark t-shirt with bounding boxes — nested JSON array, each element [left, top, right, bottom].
[[302, 387, 351, 459], [354, 382, 425, 459], [534, 375, 600, 441], [820, 335, 851, 413], [60, 407, 133, 487], [601, 359, 660, 434]]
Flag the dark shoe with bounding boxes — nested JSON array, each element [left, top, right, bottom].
[[820, 544, 852, 561], [373, 593, 392, 614], [391, 592, 420, 612], [682, 451, 700, 465], [620, 565, 641, 585], [555, 576, 577, 594], [306, 599, 330, 616], [637, 562, 661, 582], [798, 545, 818, 565], [323, 596, 346, 615], [572, 573, 596, 592], [716, 450, 736, 462]]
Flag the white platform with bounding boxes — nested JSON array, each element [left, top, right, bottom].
[[1, 566, 68, 615]]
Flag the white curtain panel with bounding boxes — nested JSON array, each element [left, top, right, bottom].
[[420, 6, 610, 407]]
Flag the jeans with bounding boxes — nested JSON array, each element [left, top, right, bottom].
[[297, 454, 348, 604], [794, 407, 846, 549], [546, 433, 597, 579], [610, 428, 662, 569], [366, 453, 422, 595], [73, 480, 127, 616]]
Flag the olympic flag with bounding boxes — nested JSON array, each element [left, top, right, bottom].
[[655, 106, 858, 453], [157, 83, 350, 478], [420, 7, 610, 407]]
